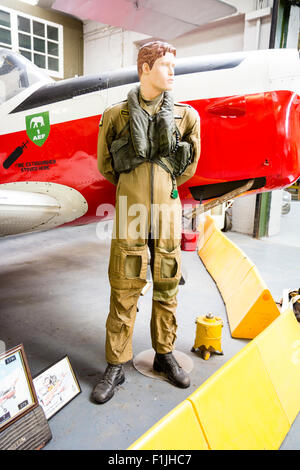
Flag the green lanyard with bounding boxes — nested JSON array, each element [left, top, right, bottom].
[[155, 157, 178, 199]]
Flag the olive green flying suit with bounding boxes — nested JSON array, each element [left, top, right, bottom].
[[97, 86, 200, 365]]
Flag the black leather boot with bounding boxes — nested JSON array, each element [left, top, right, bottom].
[[153, 352, 190, 388], [92, 363, 125, 404]]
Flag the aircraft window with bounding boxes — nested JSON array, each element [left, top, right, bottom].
[[0, 48, 52, 105]]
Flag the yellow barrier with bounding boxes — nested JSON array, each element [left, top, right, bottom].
[[127, 399, 208, 450], [128, 309, 300, 450], [187, 339, 289, 450], [198, 215, 280, 338], [253, 308, 300, 424]]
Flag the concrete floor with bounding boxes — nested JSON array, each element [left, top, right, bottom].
[[0, 200, 299, 450]]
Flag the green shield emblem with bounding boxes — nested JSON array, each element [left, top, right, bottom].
[[26, 111, 50, 147]]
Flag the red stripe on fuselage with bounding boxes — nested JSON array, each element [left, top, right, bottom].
[[0, 90, 299, 226]]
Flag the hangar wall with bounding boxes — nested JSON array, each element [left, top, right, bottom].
[[83, 1, 273, 76], [83, 14, 246, 76]]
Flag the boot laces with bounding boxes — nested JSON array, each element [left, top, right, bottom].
[[164, 354, 182, 373]]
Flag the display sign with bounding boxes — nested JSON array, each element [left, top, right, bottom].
[[33, 356, 81, 420], [0, 344, 38, 431]]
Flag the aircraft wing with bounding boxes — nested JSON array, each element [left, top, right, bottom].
[[50, 0, 237, 40]]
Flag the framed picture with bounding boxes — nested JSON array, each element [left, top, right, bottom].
[[33, 356, 81, 420], [0, 344, 38, 431]]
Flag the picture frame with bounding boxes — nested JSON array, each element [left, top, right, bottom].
[[33, 356, 81, 420], [0, 344, 38, 431]]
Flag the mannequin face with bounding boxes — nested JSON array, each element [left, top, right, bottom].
[[142, 52, 175, 95]]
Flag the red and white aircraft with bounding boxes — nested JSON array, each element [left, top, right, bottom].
[[0, 47, 299, 236]]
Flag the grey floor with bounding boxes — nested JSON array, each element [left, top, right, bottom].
[[0, 200, 299, 450]]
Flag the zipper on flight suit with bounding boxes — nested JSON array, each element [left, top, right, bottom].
[[148, 115, 154, 237]]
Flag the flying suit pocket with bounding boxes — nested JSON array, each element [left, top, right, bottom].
[[109, 242, 148, 289], [110, 135, 145, 174], [153, 244, 181, 301], [172, 141, 193, 176], [105, 316, 132, 364], [110, 136, 132, 173]]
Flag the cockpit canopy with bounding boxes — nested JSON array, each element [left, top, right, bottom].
[[0, 48, 53, 105]]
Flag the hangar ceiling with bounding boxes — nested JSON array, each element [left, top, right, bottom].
[[38, 0, 238, 40]]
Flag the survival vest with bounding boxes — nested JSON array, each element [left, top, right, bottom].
[[109, 85, 193, 197]]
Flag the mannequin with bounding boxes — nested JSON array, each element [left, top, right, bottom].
[[93, 41, 200, 404]]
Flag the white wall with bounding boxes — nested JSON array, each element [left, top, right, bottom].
[[287, 5, 300, 48], [83, 1, 274, 76], [83, 22, 148, 75], [172, 15, 245, 58], [268, 190, 283, 236]]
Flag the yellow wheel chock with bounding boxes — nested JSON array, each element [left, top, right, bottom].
[[192, 313, 223, 360]]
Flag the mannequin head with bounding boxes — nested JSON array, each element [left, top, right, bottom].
[[137, 41, 176, 100]]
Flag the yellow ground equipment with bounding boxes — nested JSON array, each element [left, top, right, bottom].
[[289, 289, 300, 322], [192, 313, 223, 360]]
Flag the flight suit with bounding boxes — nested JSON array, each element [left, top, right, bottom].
[[97, 86, 200, 365]]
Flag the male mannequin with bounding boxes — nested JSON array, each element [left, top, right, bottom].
[[93, 41, 200, 404]]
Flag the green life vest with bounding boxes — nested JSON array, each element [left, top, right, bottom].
[[109, 85, 193, 196]]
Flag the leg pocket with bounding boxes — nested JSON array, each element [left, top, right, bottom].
[[105, 316, 132, 364], [125, 254, 142, 279], [161, 256, 178, 279], [122, 245, 148, 280], [154, 244, 181, 282], [109, 242, 148, 283], [153, 245, 181, 302]]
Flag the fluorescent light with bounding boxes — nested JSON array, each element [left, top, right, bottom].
[[19, 0, 39, 5]]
